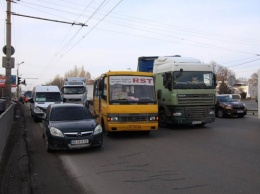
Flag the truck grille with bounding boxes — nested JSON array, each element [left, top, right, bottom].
[[178, 94, 214, 106], [185, 107, 207, 121]]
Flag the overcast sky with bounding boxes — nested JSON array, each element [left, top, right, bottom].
[[0, 0, 260, 90]]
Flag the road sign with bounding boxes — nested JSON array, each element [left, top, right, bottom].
[[2, 57, 15, 68], [2, 45, 15, 55]]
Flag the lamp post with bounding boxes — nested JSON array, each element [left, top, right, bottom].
[[16, 61, 24, 99]]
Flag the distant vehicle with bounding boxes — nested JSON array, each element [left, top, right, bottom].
[[24, 91, 32, 98], [23, 91, 32, 103], [42, 103, 103, 152], [215, 95, 247, 118], [86, 84, 94, 108], [61, 77, 87, 105], [30, 85, 63, 122]]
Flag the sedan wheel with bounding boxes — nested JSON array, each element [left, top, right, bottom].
[[217, 109, 225, 118], [45, 136, 53, 153]]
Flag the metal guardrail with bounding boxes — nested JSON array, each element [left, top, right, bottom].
[[0, 103, 15, 161]]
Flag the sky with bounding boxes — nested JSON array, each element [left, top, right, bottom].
[[0, 0, 260, 91]]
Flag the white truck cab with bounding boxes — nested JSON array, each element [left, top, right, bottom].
[[30, 85, 62, 122]]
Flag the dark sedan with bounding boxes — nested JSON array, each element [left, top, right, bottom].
[[215, 95, 247, 118], [42, 103, 103, 152]]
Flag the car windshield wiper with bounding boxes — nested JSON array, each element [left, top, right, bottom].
[[110, 98, 130, 103], [139, 98, 154, 102]]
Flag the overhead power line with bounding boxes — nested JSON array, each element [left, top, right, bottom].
[[12, 12, 88, 26]]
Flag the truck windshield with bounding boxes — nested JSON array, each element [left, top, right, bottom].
[[62, 86, 86, 94], [109, 75, 156, 104], [173, 71, 215, 89], [35, 92, 62, 102]]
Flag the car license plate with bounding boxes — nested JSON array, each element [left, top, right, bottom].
[[237, 110, 244, 113], [71, 139, 89, 145], [128, 125, 141, 129], [192, 121, 202, 124]]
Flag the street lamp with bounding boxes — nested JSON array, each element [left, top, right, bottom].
[[16, 61, 24, 99]]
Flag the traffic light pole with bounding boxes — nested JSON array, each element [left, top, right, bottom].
[[16, 62, 24, 99]]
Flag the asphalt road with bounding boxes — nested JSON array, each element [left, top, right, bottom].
[[1, 102, 260, 194]]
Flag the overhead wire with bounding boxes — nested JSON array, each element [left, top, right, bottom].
[[61, 0, 123, 57], [19, 0, 260, 47], [56, 0, 107, 57], [13, 0, 260, 81]]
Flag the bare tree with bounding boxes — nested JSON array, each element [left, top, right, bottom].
[[210, 61, 236, 82], [45, 65, 92, 87], [248, 72, 258, 86], [64, 65, 91, 80], [211, 61, 236, 94]]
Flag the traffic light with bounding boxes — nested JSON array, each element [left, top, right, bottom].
[[21, 79, 26, 86], [17, 77, 21, 85]]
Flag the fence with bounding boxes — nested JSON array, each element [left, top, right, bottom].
[[0, 103, 15, 161]]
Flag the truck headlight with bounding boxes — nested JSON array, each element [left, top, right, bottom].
[[34, 106, 44, 114]]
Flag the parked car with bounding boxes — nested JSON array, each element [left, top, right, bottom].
[[215, 95, 247, 118], [42, 103, 103, 152]]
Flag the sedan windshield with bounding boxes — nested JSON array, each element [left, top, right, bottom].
[[50, 107, 92, 121], [217, 96, 235, 102]]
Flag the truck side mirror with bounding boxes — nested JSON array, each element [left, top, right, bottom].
[[165, 72, 172, 91], [213, 74, 217, 87], [157, 90, 162, 100]]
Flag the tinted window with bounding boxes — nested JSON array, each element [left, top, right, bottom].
[[217, 96, 235, 102], [50, 106, 92, 121]]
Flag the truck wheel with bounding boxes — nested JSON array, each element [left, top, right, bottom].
[[102, 120, 111, 136], [159, 110, 168, 128]]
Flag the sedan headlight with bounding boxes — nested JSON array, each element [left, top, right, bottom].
[[50, 127, 64, 137], [94, 124, 102, 135]]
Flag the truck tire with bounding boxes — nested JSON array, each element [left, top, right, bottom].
[[102, 120, 111, 136], [159, 109, 168, 128]]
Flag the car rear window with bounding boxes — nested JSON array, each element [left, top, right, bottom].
[[50, 107, 92, 121]]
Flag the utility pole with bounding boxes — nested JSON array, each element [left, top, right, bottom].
[[4, 0, 12, 108]]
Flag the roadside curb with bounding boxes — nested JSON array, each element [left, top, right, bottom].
[[0, 103, 31, 194]]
